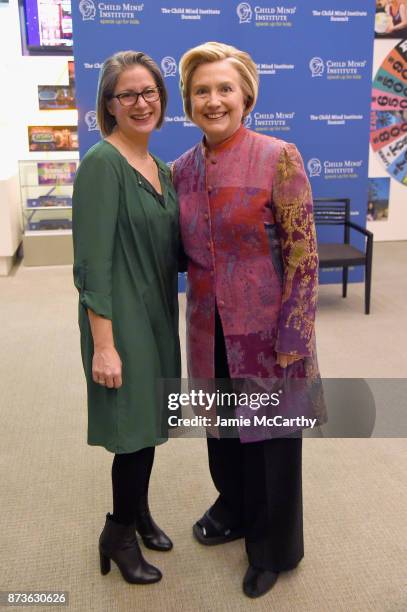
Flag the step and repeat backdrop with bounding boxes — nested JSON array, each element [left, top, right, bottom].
[[71, 0, 376, 283]]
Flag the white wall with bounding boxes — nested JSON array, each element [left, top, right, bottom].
[[368, 38, 407, 241], [0, 0, 78, 173]]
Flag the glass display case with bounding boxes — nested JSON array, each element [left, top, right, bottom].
[[19, 159, 77, 233], [18, 159, 78, 265]]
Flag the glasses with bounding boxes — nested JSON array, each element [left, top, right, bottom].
[[110, 87, 161, 107]]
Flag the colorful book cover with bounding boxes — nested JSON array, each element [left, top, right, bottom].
[[37, 162, 77, 185], [28, 126, 78, 152]]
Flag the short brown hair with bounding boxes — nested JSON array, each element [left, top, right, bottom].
[[179, 41, 259, 121], [96, 50, 167, 136]]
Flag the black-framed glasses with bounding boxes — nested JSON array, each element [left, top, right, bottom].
[[110, 87, 161, 107]]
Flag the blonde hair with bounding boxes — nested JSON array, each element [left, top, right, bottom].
[[179, 41, 259, 121], [96, 50, 167, 136]]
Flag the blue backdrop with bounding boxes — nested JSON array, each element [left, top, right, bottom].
[[72, 0, 375, 286]]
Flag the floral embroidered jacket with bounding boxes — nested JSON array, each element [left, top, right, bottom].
[[173, 125, 321, 387]]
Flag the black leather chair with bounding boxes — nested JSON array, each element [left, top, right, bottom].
[[314, 198, 373, 314]]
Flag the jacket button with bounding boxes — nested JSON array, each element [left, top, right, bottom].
[[204, 213, 209, 220], [211, 158, 217, 165], [207, 242, 211, 250], [207, 185, 213, 193], [218, 300, 225, 307]]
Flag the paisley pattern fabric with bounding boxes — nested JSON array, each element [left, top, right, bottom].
[[173, 126, 326, 439]]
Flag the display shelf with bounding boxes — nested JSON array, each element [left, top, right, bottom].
[[25, 206, 71, 211], [25, 229, 73, 237], [20, 183, 75, 188], [18, 159, 78, 266]]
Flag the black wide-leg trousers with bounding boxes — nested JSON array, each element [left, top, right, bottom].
[[208, 306, 304, 572]]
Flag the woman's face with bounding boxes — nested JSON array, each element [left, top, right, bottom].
[[190, 59, 247, 146], [107, 65, 161, 139]]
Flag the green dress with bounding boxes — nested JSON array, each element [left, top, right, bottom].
[[72, 140, 181, 453]]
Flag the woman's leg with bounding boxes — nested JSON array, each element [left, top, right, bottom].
[[111, 447, 155, 525], [243, 435, 304, 571], [99, 447, 162, 584], [206, 435, 244, 527], [111, 446, 172, 551], [193, 306, 245, 542], [209, 305, 244, 525], [240, 435, 303, 597]]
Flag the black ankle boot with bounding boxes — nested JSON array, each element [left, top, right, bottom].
[[243, 565, 279, 598], [134, 495, 173, 552], [99, 514, 162, 584]]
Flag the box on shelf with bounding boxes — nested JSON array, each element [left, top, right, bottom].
[[27, 195, 72, 208]]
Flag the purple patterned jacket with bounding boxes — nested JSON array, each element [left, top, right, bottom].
[[173, 125, 322, 393], [173, 126, 326, 442]]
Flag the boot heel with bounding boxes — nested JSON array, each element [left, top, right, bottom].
[[100, 550, 111, 575]]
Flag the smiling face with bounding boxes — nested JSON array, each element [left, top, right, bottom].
[[106, 65, 161, 140], [190, 60, 247, 147]]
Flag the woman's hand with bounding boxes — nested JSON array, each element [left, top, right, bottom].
[[92, 345, 122, 389], [276, 352, 303, 368], [87, 308, 122, 388]]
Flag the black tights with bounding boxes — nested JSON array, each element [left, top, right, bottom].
[[111, 446, 155, 525]]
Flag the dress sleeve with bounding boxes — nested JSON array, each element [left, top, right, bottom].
[[272, 143, 319, 357], [72, 151, 120, 320]]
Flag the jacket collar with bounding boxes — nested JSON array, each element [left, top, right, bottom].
[[200, 124, 247, 157]]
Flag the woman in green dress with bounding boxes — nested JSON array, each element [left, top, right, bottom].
[[72, 51, 181, 585]]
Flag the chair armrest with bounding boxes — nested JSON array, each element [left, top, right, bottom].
[[346, 221, 374, 239]]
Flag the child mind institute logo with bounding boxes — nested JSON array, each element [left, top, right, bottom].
[[85, 111, 98, 131], [79, 0, 96, 20], [307, 158, 322, 177], [243, 113, 253, 128], [161, 57, 177, 77], [237, 2, 253, 24], [309, 57, 325, 78]]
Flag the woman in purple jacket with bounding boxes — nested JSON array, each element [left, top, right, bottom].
[[172, 42, 325, 598]]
